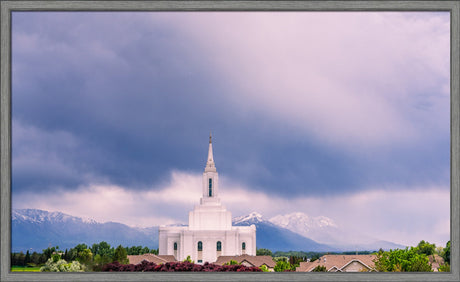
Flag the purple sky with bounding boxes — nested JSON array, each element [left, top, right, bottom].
[[11, 12, 450, 247]]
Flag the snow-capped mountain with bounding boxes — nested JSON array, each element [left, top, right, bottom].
[[267, 212, 405, 251], [12, 209, 403, 253], [232, 212, 264, 225], [270, 212, 337, 230], [12, 209, 99, 225], [269, 212, 341, 244], [233, 211, 336, 252], [12, 209, 158, 252]]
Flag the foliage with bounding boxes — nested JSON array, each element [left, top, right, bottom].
[[42, 247, 57, 260], [24, 250, 31, 265], [256, 248, 273, 256], [312, 265, 327, 272], [259, 265, 269, 272], [91, 241, 113, 257], [183, 255, 194, 263], [113, 245, 129, 264], [11, 266, 41, 272], [373, 247, 433, 272], [125, 245, 156, 255], [102, 261, 262, 272], [438, 263, 450, 272], [416, 240, 436, 256], [93, 253, 112, 271], [11, 242, 158, 270], [74, 243, 88, 253], [273, 256, 288, 262], [289, 256, 304, 266], [40, 257, 85, 272], [224, 260, 239, 265], [442, 241, 450, 264], [274, 260, 293, 272], [77, 249, 93, 266]]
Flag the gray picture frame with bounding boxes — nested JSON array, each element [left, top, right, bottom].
[[1, 1, 459, 281]]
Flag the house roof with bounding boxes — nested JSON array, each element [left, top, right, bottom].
[[127, 253, 177, 265], [215, 254, 276, 268], [296, 254, 377, 272]]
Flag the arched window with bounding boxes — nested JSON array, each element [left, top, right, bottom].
[[198, 241, 203, 251], [174, 242, 177, 251], [208, 178, 212, 196], [242, 242, 246, 250], [217, 241, 222, 251]]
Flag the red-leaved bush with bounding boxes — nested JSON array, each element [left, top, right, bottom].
[[102, 261, 262, 272]]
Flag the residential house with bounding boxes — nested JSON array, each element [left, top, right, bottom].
[[296, 254, 376, 272], [215, 254, 276, 271], [127, 253, 176, 265]]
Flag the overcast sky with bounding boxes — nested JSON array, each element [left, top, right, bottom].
[[11, 12, 450, 247]]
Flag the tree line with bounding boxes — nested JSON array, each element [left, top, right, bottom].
[[12, 239, 451, 272], [11, 241, 158, 271]]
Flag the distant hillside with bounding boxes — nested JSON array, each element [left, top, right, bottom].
[[12, 209, 404, 253], [267, 212, 406, 251], [233, 212, 336, 252], [12, 209, 158, 252]]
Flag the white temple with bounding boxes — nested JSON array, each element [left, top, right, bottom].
[[158, 134, 256, 263]]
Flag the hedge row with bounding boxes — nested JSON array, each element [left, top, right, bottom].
[[102, 260, 262, 272]]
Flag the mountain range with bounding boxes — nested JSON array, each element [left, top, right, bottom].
[[12, 209, 404, 253]]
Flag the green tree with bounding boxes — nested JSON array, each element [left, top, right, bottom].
[[74, 244, 88, 253], [91, 241, 112, 258], [417, 240, 436, 256], [113, 245, 129, 264], [442, 241, 450, 264], [24, 250, 31, 265], [274, 260, 292, 272], [77, 249, 93, 266], [31, 252, 41, 265], [92, 253, 112, 271], [42, 247, 57, 260], [374, 247, 432, 272], [141, 246, 150, 255], [256, 248, 273, 256], [312, 265, 327, 272]]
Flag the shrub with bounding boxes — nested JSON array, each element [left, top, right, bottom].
[[40, 258, 84, 272], [102, 261, 262, 272]]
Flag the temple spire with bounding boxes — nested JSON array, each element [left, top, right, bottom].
[[205, 132, 216, 172]]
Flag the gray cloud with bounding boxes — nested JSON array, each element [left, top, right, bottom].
[[11, 12, 450, 199]]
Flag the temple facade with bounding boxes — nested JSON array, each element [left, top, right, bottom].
[[158, 134, 256, 263]]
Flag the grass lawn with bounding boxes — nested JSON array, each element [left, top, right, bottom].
[[11, 266, 41, 272]]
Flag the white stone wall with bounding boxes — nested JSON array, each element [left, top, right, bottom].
[[159, 226, 256, 263]]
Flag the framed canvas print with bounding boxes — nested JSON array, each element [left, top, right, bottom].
[[1, 1, 459, 281]]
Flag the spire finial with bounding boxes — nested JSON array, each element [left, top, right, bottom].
[[205, 132, 216, 171]]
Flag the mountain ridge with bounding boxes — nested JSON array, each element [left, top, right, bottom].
[[12, 208, 404, 253]]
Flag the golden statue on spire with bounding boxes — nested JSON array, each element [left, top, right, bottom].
[[209, 131, 212, 143]]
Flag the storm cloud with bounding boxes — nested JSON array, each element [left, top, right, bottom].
[[11, 12, 450, 245]]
